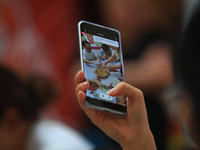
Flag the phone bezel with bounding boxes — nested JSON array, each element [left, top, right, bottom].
[[78, 20, 127, 115]]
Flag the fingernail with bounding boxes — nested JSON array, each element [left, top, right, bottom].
[[84, 82, 88, 87], [78, 90, 81, 95], [78, 70, 82, 76], [76, 70, 80, 79], [107, 87, 116, 95]]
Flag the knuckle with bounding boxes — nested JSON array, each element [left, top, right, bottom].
[[118, 82, 126, 88], [136, 89, 144, 99], [75, 86, 79, 96], [75, 83, 82, 95], [74, 76, 78, 85]]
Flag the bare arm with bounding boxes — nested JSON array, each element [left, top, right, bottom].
[[83, 59, 98, 66], [98, 55, 105, 60], [103, 55, 116, 68], [106, 63, 122, 69], [97, 57, 101, 64], [124, 42, 174, 95]]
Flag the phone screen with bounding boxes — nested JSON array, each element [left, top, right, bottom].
[[78, 21, 127, 115]]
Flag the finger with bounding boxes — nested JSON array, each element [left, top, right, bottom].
[[77, 90, 95, 117], [75, 81, 89, 96], [77, 90, 90, 111], [75, 70, 85, 85], [107, 82, 143, 100], [107, 82, 145, 115], [77, 90, 107, 123]]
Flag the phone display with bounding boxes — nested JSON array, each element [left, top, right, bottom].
[[78, 21, 127, 115]]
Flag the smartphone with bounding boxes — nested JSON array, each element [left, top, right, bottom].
[[78, 21, 127, 115]]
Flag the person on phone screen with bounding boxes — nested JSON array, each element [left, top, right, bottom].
[[99, 44, 113, 60], [82, 41, 101, 66], [102, 49, 122, 69]]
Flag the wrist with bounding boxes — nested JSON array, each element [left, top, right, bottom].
[[120, 129, 157, 150]]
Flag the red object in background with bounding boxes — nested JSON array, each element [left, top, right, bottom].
[[85, 33, 94, 44], [109, 69, 119, 72], [29, 0, 87, 129], [0, 0, 87, 130], [117, 78, 123, 82]]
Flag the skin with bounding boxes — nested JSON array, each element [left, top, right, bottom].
[[99, 49, 111, 60], [83, 43, 101, 66], [103, 49, 121, 69], [105, 63, 122, 69], [124, 42, 174, 95], [75, 70, 157, 150]]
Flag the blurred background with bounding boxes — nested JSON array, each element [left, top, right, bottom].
[[0, 0, 195, 149]]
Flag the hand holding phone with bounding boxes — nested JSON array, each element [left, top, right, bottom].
[[75, 71, 157, 150], [78, 21, 127, 115]]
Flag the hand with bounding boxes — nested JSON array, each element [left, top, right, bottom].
[[103, 62, 107, 68], [96, 63, 102, 67], [98, 55, 105, 60], [75, 70, 157, 150], [94, 62, 100, 66], [102, 54, 107, 59]]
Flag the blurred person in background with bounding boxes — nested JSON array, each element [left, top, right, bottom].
[[79, 0, 182, 149], [0, 64, 94, 150], [0, 0, 95, 149], [0, 0, 89, 139]]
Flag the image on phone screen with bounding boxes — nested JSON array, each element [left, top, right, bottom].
[[79, 22, 126, 107]]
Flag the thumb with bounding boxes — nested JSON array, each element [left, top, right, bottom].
[[107, 82, 146, 116]]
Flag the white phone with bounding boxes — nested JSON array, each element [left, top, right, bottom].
[[78, 21, 127, 115]]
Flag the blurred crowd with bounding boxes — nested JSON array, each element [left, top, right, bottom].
[[0, 0, 198, 149]]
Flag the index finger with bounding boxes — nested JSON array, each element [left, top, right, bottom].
[[74, 70, 85, 85]]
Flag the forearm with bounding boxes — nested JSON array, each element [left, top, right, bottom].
[[83, 59, 96, 65], [124, 60, 173, 95], [124, 46, 174, 95], [121, 130, 157, 150], [107, 64, 121, 69], [104, 55, 115, 64], [97, 57, 101, 63], [99, 56, 105, 60]]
